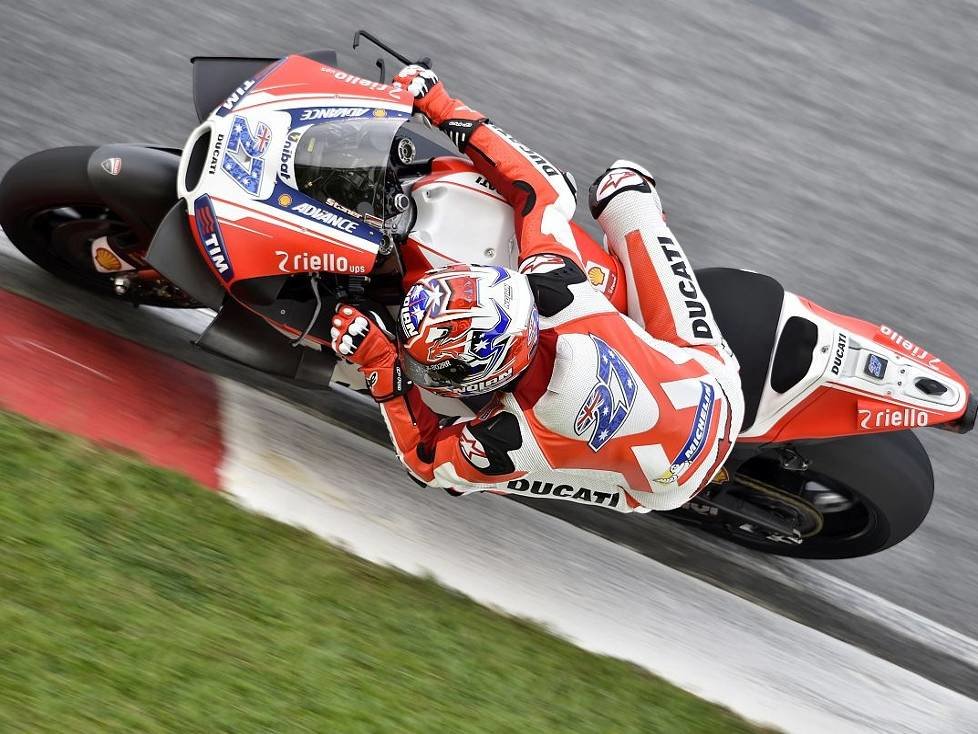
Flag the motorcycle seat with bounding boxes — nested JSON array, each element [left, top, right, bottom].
[[696, 267, 785, 432]]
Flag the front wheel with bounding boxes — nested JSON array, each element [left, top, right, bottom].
[[671, 431, 934, 559], [0, 146, 196, 307]]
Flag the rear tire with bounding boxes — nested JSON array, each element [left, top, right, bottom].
[[715, 431, 934, 558], [0, 146, 191, 307]]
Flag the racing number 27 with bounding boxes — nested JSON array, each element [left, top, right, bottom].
[[221, 115, 272, 196]]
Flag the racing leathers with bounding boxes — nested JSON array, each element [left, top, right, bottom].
[[333, 69, 745, 512]]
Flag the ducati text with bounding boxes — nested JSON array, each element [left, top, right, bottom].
[[831, 332, 848, 376], [505, 479, 620, 508], [208, 133, 225, 175], [658, 237, 714, 340], [485, 123, 559, 177]]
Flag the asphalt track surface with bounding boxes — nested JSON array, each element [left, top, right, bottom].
[[2, 0, 978, 699]]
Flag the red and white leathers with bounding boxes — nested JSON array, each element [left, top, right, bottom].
[[347, 72, 745, 512]]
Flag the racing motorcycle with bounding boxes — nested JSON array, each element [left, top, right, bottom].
[[1, 32, 973, 559]]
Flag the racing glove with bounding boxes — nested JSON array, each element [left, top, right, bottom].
[[330, 305, 410, 402], [392, 65, 487, 151], [392, 64, 441, 100]]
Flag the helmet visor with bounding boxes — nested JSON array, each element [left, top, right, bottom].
[[399, 348, 471, 394]]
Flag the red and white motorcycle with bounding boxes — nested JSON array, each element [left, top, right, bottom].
[[1, 32, 972, 558]]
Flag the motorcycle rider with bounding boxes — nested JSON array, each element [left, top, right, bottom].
[[330, 66, 744, 512]]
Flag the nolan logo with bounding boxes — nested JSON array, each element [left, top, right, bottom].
[[831, 333, 848, 376], [457, 368, 514, 394]]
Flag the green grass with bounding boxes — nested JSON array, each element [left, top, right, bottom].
[[0, 410, 774, 733]]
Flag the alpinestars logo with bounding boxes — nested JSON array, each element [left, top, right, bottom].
[[459, 427, 490, 469], [596, 170, 641, 200], [575, 335, 637, 451]]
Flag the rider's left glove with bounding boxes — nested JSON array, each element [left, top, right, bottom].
[[331, 305, 410, 402]]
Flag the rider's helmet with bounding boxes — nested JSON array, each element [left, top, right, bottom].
[[397, 264, 540, 397]]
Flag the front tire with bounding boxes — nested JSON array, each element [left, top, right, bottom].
[[0, 146, 193, 307]]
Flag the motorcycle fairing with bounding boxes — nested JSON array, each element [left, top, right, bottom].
[[738, 292, 970, 442], [401, 157, 628, 310], [178, 54, 415, 287]]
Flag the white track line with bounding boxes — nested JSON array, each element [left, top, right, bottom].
[[217, 378, 978, 734]]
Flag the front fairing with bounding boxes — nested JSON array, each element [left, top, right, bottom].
[[178, 54, 414, 286]]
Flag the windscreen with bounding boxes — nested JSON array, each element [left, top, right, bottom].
[[292, 116, 406, 220]]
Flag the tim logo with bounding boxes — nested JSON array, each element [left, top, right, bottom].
[[221, 115, 272, 195], [193, 195, 233, 282], [575, 335, 637, 451]]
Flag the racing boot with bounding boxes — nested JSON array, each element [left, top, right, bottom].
[[588, 158, 720, 350]]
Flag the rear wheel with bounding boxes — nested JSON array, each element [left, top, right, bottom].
[[676, 431, 933, 558], [0, 146, 196, 307]]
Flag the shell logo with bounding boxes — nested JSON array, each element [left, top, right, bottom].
[[94, 247, 122, 271], [587, 265, 607, 287], [372, 108, 387, 117], [710, 467, 730, 484], [278, 193, 293, 207]]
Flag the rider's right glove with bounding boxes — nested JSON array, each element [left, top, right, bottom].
[[330, 305, 410, 403], [392, 65, 487, 151], [392, 64, 441, 100]]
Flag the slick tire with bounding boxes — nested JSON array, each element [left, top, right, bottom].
[[1, 146, 106, 285], [0, 146, 181, 306], [729, 430, 934, 559]]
